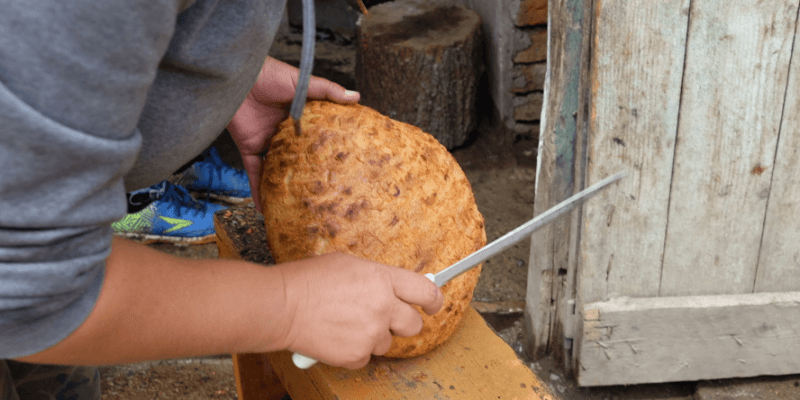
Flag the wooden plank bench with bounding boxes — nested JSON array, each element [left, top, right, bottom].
[[214, 205, 558, 400]]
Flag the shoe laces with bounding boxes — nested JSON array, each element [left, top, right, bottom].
[[127, 181, 167, 207], [195, 148, 247, 197], [161, 182, 209, 218]]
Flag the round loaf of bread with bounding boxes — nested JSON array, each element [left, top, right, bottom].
[[259, 100, 486, 358]]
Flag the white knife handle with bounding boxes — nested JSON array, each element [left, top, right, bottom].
[[292, 352, 318, 369], [292, 273, 438, 369]]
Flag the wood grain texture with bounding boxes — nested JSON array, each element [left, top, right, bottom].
[[580, 0, 689, 305], [660, 0, 799, 296], [578, 292, 800, 386], [754, 15, 800, 292]]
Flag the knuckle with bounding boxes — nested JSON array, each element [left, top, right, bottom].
[[422, 282, 442, 309], [411, 314, 424, 334], [341, 350, 370, 370]]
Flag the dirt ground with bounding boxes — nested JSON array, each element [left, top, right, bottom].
[[96, 18, 800, 400]]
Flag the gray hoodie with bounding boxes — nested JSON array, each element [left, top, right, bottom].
[[0, 0, 285, 358]]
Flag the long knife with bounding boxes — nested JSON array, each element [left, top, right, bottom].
[[292, 171, 626, 368], [426, 170, 626, 287]]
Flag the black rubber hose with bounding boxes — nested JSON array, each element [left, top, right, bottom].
[[289, 0, 316, 129]]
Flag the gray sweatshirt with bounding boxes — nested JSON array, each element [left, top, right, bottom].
[[0, 0, 285, 358]]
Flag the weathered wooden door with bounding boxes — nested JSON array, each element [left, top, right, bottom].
[[526, 0, 800, 386]]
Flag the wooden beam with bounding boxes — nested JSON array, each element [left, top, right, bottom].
[[578, 292, 800, 386], [268, 307, 558, 400], [215, 206, 559, 399]]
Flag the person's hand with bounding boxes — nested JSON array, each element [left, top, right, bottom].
[[274, 253, 444, 369], [227, 57, 360, 212]]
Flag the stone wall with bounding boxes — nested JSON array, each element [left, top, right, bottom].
[[510, 0, 547, 143]]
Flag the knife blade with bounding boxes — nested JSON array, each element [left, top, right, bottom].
[[292, 171, 625, 369], [425, 171, 626, 287]]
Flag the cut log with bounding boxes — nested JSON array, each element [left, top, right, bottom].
[[355, 0, 483, 149]]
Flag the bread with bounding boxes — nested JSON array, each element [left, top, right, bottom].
[[259, 101, 486, 358]]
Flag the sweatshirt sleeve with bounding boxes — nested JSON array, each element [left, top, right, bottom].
[[0, 0, 183, 358]]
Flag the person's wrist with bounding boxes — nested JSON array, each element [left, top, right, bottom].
[[270, 264, 304, 352]]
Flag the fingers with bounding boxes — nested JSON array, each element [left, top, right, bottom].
[[389, 302, 424, 337], [388, 267, 444, 316], [371, 330, 394, 357], [240, 154, 263, 213], [306, 75, 360, 104]]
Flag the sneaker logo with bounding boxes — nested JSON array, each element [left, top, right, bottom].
[[160, 216, 193, 233]]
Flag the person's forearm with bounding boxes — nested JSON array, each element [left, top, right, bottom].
[[16, 237, 291, 365]]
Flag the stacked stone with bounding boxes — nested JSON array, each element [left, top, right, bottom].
[[511, 0, 547, 142]]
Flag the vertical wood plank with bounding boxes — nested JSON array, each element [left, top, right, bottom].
[[755, 13, 800, 292], [525, 0, 590, 361], [660, 0, 799, 296], [579, 0, 689, 305]]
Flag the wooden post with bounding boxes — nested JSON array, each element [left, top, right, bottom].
[[524, 0, 593, 369], [355, 0, 483, 149]]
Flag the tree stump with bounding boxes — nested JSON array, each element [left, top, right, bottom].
[[355, 0, 483, 149]]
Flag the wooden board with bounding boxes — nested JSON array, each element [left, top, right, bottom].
[[215, 206, 558, 400], [659, 0, 799, 296], [577, 292, 800, 386], [754, 15, 800, 292], [580, 0, 688, 304], [267, 308, 556, 400]]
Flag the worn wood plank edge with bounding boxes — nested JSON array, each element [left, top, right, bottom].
[[578, 292, 800, 386], [525, 0, 591, 364]]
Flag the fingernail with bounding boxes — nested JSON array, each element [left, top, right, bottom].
[[344, 90, 358, 97]]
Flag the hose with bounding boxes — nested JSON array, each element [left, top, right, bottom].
[[289, 0, 316, 134]]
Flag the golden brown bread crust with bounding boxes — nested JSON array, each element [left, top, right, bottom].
[[260, 101, 486, 358]]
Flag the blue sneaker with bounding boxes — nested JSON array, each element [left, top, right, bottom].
[[112, 181, 227, 244], [176, 147, 252, 204]]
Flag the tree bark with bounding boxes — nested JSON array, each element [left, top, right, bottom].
[[355, 0, 483, 149]]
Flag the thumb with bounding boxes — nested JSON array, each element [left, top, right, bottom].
[[306, 76, 360, 104]]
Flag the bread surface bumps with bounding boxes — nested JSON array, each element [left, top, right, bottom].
[[260, 101, 486, 358]]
